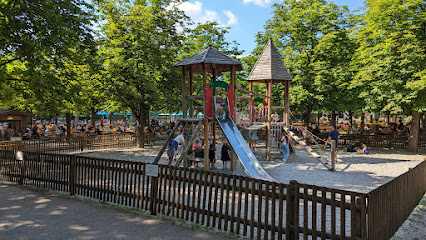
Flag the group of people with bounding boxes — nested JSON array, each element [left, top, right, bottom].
[[0, 123, 16, 140], [166, 132, 232, 169], [326, 125, 370, 157]]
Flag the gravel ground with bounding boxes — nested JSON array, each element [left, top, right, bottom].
[[73, 144, 426, 239]]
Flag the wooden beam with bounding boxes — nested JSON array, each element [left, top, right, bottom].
[[236, 86, 273, 99], [186, 95, 203, 100], [249, 82, 253, 125], [175, 121, 203, 167], [182, 66, 187, 118], [180, 118, 203, 123], [231, 65, 237, 171], [284, 81, 289, 126], [202, 63, 209, 171], [152, 121, 181, 164], [189, 68, 194, 117], [266, 80, 272, 161], [284, 127, 334, 171]]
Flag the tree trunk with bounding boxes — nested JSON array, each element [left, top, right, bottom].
[[91, 108, 97, 128], [303, 111, 311, 126], [331, 111, 337, 129], [374, 112, 380, 135], [361, 113, 365, 133], [348, 111, 353, 127], [109, 112, 114, 124], [408, 111, 420, 152], [66, 112, 71, 141], [136, 111, 146, 148]]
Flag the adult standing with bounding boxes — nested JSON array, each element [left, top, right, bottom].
[[325, 125, 339, 161], [6, 125, 15, 140], [0, 123, 4, 139]]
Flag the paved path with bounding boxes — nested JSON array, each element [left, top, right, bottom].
[[0, 184, 232, 240]]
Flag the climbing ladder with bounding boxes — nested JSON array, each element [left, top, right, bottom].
[[152, 118, 203, 165]]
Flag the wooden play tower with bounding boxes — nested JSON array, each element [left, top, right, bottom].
[[172, 45, 242, 171], [247, 38, 292, 160]]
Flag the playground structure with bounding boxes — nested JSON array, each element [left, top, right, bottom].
[[153, 39, 334, 179]]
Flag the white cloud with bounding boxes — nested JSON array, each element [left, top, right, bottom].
[[223, 10, 238, 25], [242, 0, 271, 8], [177, 1, 202, 17], [170, 1, 238, 27], [198, 10, 222, 24]]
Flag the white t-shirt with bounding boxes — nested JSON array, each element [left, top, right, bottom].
[[173, 134, 185, 144]]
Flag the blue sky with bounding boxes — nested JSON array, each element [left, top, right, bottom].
[[176, 0, 365, 54]]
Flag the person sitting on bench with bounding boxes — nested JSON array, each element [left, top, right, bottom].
[[192, 138, 203, 152]]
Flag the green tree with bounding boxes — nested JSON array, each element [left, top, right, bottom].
[[99, 0, 186, 147], [353, 0, 426, 151], [0, 0, 96, 130], [256, 0, 356, 125]]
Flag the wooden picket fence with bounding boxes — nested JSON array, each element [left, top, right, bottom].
[[317, 134, 426, 150], [0, 151, 424, 240], [0, 134, 137, 153], [367, 160, 426, 239]]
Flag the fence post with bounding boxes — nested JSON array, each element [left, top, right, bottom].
[[287, 180, 299, 240], [356, 197, 362, 238], [150, 176, 159, 215], [69, 155, 77, 196], [17, 151, 25, 185], [331, 140, 336, 169]]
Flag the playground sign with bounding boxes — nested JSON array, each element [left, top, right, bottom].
[[145, 164, 159, 177]]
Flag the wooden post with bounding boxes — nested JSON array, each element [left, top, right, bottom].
[[284, 81, 290, 126], [231, 66, 237, 171], [212, 68, 216, 159], [189, 68, 193, 117], [150, 176, 159, 215], [202, 63, 209, 171], [355, 197, 362, 238], [17, 151, 25, 185], [249, 81, 253, 125], [266, 80, 272, 160], [286, 180, 298, 240], [249, 81, 253, 149], [182, 66, 187, 118], [331, 140, 336, 170], [69, 155, 77, 196]]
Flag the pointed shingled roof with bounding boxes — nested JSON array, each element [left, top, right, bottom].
[[174, 45, 242, 73], [248, 38, 292, 82]]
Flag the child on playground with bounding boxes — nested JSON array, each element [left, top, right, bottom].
[[358, 144, 369, 154], [209, 143, 216, 169], [167, 140, 174, 166], [192, 138, 203, 152], [172, 132, 187, 159], [281, 131, 290, 162], [221, 142, 230, 169]]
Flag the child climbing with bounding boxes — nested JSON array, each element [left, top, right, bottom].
[[172, 132, 187, 159], [167, 140, 174, 166], [281, 131, 290, 162]]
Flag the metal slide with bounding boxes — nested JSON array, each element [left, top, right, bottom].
[[216, 116, 275, 182]]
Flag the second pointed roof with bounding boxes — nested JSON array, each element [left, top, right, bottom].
[[248, 38, 292, 82]]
